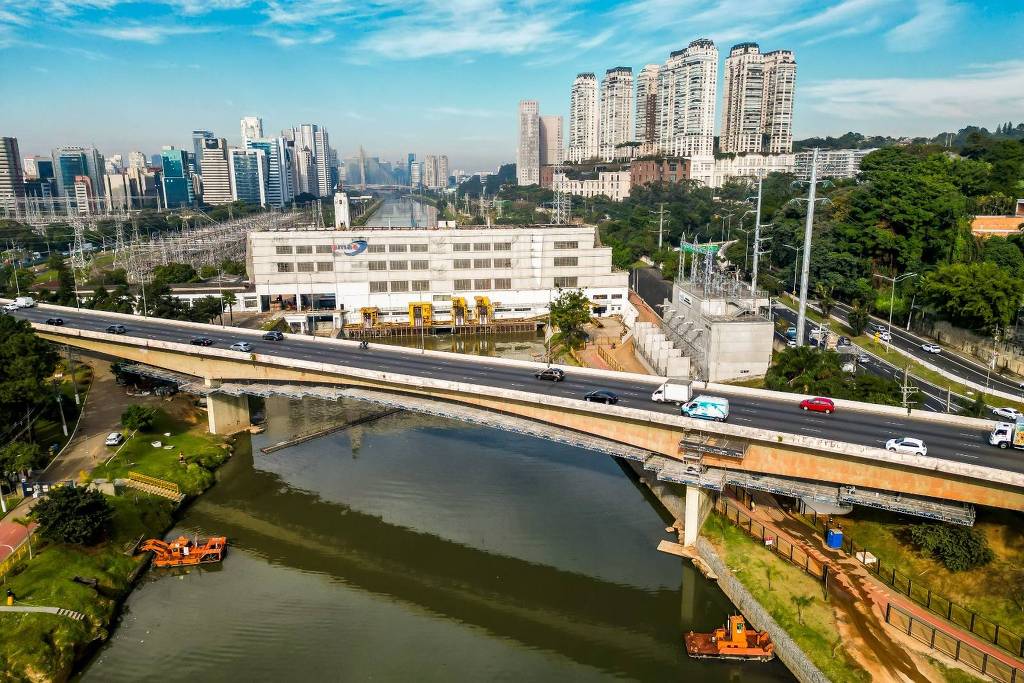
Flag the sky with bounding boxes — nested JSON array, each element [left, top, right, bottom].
[[2, 0, 1023, 171]]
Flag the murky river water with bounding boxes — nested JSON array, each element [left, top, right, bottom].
[[363, 195, 437, 228], [80, 397, 793, 681]]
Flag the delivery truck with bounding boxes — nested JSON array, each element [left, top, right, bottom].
[[14, 296, 35, 308], [681, 395, 730, 422], [651, 380, 692, 404], [989, 416, 1024, 449]]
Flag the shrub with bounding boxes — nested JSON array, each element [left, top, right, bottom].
[[121, 405, 157, 432], [909, 523, 994, 572], [31, 486, 113, 545]]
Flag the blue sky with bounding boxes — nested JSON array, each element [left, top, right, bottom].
[[2, 0, 1023, 171]]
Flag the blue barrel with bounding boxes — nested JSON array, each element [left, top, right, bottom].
[[826, 528, 843, 549]]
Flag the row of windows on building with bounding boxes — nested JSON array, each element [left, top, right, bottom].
[[361, 277, 582, 294], [271, 241, 581, 256], [275, 256, 581, 273]]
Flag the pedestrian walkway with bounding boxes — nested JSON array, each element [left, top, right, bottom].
[[725, 488, 1024, 676], [0, 605, 85, 621]]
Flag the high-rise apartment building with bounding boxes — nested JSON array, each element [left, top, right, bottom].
[[422, 155, 438, 189], [409, 161, 422, 188], [517, 100, 540, 185], [290, 124, 332, 196], [656, 39, 718, 159], [160, 147, 193, 208], [52, 146, 105, 199], [0, 137, 26, 213], [104, 154, 123, 175], [229, 148, 267, 206], [191, 130, 215, 174], [246, 138, 293, 207], [128, 151, 147, 171], [240, 116, 264, 144], [538, 116, 564, 165], [568, 73, 598, 163], [598, 67, 633, 161], [200, 138, 233, 205], [720, 43, 797, 154], [104, 173, 131, 211], [635, 65, 660, 153], [73, 176, 93, 215], [438, 155, 449, 188]]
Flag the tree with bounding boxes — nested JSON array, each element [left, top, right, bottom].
[[0, 316, 58, 429], [0, 442, 45, 487], [764, 563, 780, 592], [764, 347, 902, 406], [791, 594, 814, 626], [920, 262, 1023, 333], [548, 288, 591, 352], [220, 259, 246, 276], [847, 300, 871, 337], [121, 404, 157, 432], [964, 393, 987, 418], [222, 291, 237, 323], [31, 486, 113, 545], [909, 523, 994, 572], [151, 262, 198, 284], [815, 283, 835, 321]]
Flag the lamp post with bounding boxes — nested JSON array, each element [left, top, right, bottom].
[[878, 272, 917, 348], [782, 244, 802, 295]]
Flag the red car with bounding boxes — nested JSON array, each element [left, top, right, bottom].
[[799, 397, 835, 414]]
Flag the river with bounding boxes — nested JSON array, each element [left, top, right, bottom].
[[363, 195, 437, 228], [79, 396, 793, 681]]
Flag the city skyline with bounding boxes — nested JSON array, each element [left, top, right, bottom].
[[2, 1, 1022, 169]]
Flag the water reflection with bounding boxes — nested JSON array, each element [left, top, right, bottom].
[[364, 196, 437, 228]]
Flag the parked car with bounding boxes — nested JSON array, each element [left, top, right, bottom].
[[44, 317, 64, 326], [262, 331, 285, 341], [921, 343, 941, 354], [104, 432, 124, 446], [584, 389, 619, 405], [886, 437, 927, 456], [534, 367, 565, 382], [230, 341, 253, 352], [105, 324, 127, 334], [799, 397, 835, 414], [992, 407, 1022, 421], [190, 337, 215, 346]]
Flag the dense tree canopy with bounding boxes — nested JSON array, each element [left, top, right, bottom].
[[764, 347, 903, 406], [0, 316, 58, 429], [31, 486, 113, 545], [919, 262, 1022, 333]]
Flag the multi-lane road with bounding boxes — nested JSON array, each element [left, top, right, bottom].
[[8, 302, 1023, 475]]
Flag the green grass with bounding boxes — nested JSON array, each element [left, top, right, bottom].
[[0, 495, 175, 681], [928, 658, 987, 683], [90, 408, 229, 496], [703, 513, 871, 683]]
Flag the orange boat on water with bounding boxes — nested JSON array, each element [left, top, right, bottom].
[[685, 615, 775, 661], [141, 535, 227, 568]]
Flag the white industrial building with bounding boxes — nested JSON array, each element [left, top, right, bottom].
[[246, 223, 629, 327], [552, 170, 632, 202]]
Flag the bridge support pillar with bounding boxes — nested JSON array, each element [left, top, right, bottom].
[[683, 485, 712, 547], [207, 393, 250, 435]]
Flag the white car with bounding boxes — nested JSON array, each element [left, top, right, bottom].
[[886, 437, 927, 456], [877, 331, 892, 342], [104, 432, 124, 446], [2, 303, 17, 312], [992, 407, 1022, 421], [230, 342, 253, 352], [921, 343, 941, 354]]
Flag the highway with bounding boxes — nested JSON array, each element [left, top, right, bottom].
[[9, 303, 1024, 476]]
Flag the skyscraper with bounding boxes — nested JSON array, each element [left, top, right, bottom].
[[517, 99, 540, 185], [240, 116, 264, 144], [438, 155, 449, 188], [191, 130, 215, 174], [538, 116, 564, 166], [635, 64, 660, 154], [52, 146, 105, 199], [128, 151, 147, 171], [73, 176, 93, 215], [409, 161, 422, 188], [720, 45, 796, 155], [160, 147, 193, 208], [599, 67, 633, 161], [291, 124, 332, 197], [0, 137, 26, 214], [568, 73, 598, 163], [656, 39, 718, 159], [246, 137, 293, 207], [200, 138, 233, 205], [229, 148, 267, 206], [313, 127, 331, 196], [762, 50, 797, 154]]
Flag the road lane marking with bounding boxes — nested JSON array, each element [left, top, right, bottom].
[[954, 452, 979, 459]]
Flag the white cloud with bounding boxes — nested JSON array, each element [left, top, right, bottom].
[[253, 27, 334, 46], [83, 22, 215, 43], [884, 0, 966, 53], [801, 61, 1024, 131]]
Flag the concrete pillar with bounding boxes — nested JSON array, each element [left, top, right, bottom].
[[207, 393, 250, 435], [683, 485, 711, 547]]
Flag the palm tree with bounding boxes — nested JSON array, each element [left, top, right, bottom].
[[791, 594, 814, 626], [764, 564, 780, 592], [222, 292, 237, 324]]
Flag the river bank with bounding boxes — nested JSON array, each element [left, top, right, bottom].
[[0, 402, 235, 682]]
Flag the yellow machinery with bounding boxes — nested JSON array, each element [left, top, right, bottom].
[[360, 307, 379, 329], [408, 302, 432, 328], [474, 296, 494, 325], [451, 296, 470, 326]]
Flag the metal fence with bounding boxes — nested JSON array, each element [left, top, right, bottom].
[[0, 529, 37, 583], [799, 508, 1024, 659], [885, 603, 1024, 683], [714, 498, 828, 582]]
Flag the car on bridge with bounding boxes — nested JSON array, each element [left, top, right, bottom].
[[799, 397, 835, 414], [105, 324, 127, 334], [534, 367, 565, 382], [584, 389, 618, 405], [992, 407, 1022, 421], [262, 331, 285, 341], [230, 342, 254, 352], [190, 337, 215, 346], [45, 317, 64, 326], [921, 343, 941, 354], [886, 437, 927, 456]]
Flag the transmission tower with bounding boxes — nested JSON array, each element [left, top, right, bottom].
[[69, 218, 87, 270], [550, 163, 571, 225]]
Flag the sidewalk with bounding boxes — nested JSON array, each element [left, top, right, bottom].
[[726, 488, 1023, 677]]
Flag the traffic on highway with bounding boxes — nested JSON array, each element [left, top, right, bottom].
[[7, 302, 1023, 476]]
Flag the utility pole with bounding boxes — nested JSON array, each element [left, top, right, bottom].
[[751, 176, 763, 294], [53, 380, 68, 437], [795, 149, 819, 346], [66, 345, 80, 406], [901, 365, 917, 416]]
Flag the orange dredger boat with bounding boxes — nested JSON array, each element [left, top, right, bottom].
[[685, 615, 775, 661], [141, 535, 227, 568]]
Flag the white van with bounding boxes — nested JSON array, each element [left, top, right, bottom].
[[15, 296, 36, 308]]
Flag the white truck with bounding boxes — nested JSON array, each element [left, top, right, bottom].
[[989, 416, 1024, 449], [651, 379, 692, 404], [681, 395, 730, 422], [14, 296, 35, 308]]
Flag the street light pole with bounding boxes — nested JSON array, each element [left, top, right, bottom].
[[783, 244, 801, 295], [879, 272, 916, 349]]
